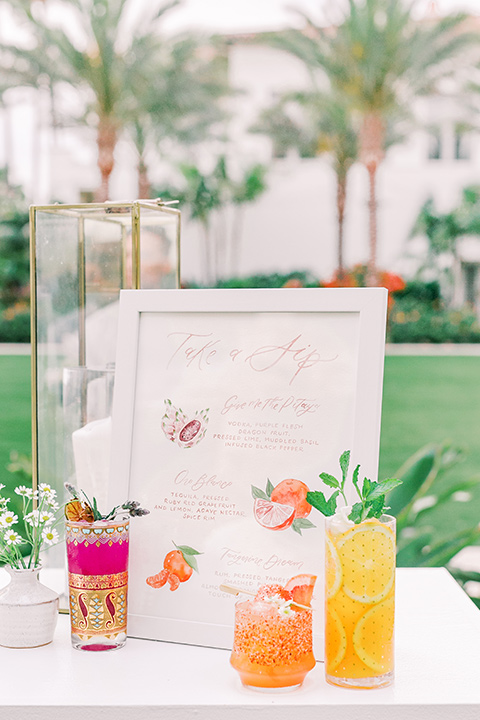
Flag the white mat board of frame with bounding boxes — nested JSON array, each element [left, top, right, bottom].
[[109, 288, 388, 649]]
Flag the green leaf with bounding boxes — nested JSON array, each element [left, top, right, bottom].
[[182, 553, 199, 573], [352, 464, 360, 492], [362, 477, 374, 498], [292, 517, 316, 530], [388, 443, 437, 515], [339, 450, 350, 485], [348, 502, 368, 524], [175, 544, 202, 556], [420, 526, 480, 568], [369, 478, 403, 500], [266, 479, 275, 498], [306, 490, 339, 516], [320, 472, 339, 489], [366, 495, 385, 519], [252, 485, 268, 500], [291, 520, 303, 535]]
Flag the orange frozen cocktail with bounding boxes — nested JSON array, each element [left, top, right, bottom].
[[230, 577, 316, 690]]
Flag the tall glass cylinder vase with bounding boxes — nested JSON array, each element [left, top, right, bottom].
[[63, 366, 114, 515], [65, 518, 129, 651], [325, 514, 396, 689]]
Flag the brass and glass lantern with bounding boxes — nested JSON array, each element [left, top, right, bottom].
[[29, 200, 180, 546]]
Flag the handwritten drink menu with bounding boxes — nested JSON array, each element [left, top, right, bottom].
[[121, 308, 362, 647]]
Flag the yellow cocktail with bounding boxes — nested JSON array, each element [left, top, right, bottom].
[[325, 515, 395, 688]]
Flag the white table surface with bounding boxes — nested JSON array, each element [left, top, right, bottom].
[[0, 567, 479, 720]]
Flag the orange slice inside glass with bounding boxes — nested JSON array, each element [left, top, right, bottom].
[[353, 596, 395, 673], [325, 605, 347, 671], [336, 521, 395, 604], [326, 534, 342, 599]]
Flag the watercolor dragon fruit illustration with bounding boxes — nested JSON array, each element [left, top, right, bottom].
[[161, 399, 209, 448]]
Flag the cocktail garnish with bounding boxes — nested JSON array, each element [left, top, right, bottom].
[[220, 580, 314, 611], [64, 483, 149, 522], [306, 450, 402, 524]]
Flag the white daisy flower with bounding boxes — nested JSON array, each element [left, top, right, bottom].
[[39, 484, 56, 499], [42, 528, 59, 546], [0, 484, 5, 492], [45, 498, 59, 510], [38, 511, 54, 525], [20, 487, 37, 500], [0, 512, 18, 528], [14, 486, 30, 497], [4, 530, 23, 546], [24, 510, 39, 527]]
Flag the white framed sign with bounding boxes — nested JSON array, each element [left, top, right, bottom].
[[109, 288, 387, 649]]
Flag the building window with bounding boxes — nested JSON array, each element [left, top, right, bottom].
[[427, 129, 442, 160], [463, 263, 478, 306], [455, 131, 470, 161]]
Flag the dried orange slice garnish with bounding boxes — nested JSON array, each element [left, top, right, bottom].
[[64, 499, 94, 523]]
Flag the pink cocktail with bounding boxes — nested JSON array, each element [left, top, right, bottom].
[[65, 518, 129, 651]]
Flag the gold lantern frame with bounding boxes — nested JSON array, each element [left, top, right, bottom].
[[29, 199, 181, 495]]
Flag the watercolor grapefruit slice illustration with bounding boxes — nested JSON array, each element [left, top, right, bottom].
[[161, 399, 209, 448], [253, 498, 295, 531], [251, 478, 315, 534], [146, 543, 202, 592]]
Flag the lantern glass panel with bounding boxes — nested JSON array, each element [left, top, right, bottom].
[[30, 201, 180, 565]]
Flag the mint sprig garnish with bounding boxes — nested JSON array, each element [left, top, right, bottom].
[[306, 450, 402, 524]]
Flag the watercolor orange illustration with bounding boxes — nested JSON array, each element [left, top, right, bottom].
[[146, 543, 202, 591]]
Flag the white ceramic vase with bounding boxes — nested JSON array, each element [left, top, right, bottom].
[[0, 566, 59, 648]]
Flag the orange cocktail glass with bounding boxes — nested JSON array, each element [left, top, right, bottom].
[[325, 514, 396, 688], [230, 597, 316, 690]]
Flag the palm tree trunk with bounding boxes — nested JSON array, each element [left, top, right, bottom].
[[336, 171, 347, 279], [95, 116, 117, 202], [201, 220, 215, 287], [359, 113, 385, 287], [366, 162, 378, 287], [230, 205, 244, 277], [137, 157, 150, 199]]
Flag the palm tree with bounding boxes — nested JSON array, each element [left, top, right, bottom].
[[1, 0, 228, 201], [273, 0, 472, 284], [157, 157, 267, 284], [253, 91, 357, 277], [129, 35, 230, 198], [411, 186, 480, 293]]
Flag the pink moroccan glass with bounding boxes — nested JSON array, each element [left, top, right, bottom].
[[65, 518, 129, 651]]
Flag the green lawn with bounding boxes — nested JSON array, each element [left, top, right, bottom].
[[379, 356, 480, 542], [379, 356, 480, 483], [0, 356, 31, 485]]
